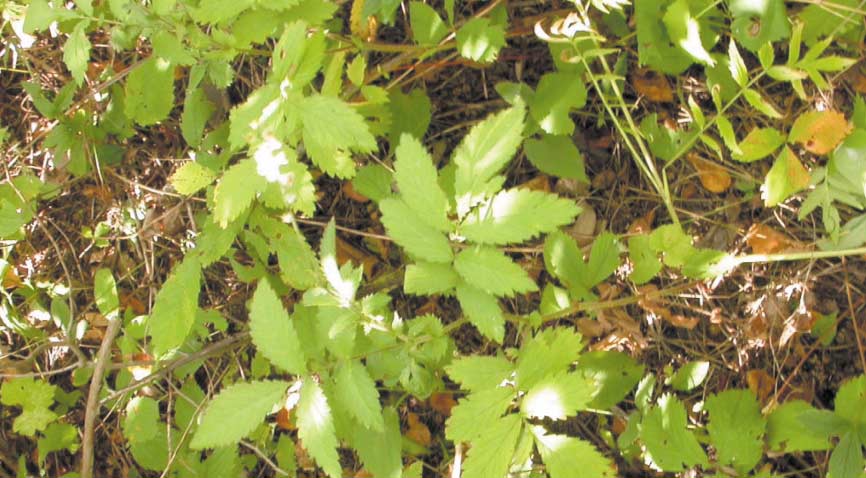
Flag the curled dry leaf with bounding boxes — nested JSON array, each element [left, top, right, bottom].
[[405, 412, 432, 446], [746, 369, 774, 403], [628, 209, 656, 235], [788, 110, 852, 155], [631, 68, 674, 103], [686, 153, 732, 193], [745, 223, 801, 254], [276, 407, 295, 431], [429, 392, 457, 416]]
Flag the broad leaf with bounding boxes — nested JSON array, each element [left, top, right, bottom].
[[532, 427, 616, 478], [170, 162, 217, 195], [300, 95, 376, 178], [333, 360, 384, 431], [446, 387, 515, 442], [576, 351, 644, 409], [213, 159, 267, 228], [729, 0, 790, 52], [520, 372, 593, 419], [404, 262, 459, 295], [410, 2, 448, 45], [530, 72, 586, 136], [523, 134, 588, 182], [705, 389, 765, 473], [663, 0, 715, 66], [733, 127, 785, 162], [454, 246, 537, 297], [149, 256, 201, 356], [124, 57, 175, 126], [393, 134, 451, 231], [456, 283, 505, 342], [461, 414, 522, 478], [640, 394, 707, 471], [461, 189, 580, 245], [352, 407, 402, 478], [380, 198, 453, 263], [190, 380, 289, 449], [249, 280, 306, 374], [63, 21, 90, 86], [446, 355, 514, 392], [516, 328, 583, 390], [767, 400, 832, 452], [762, 146, 810, 207], [456, 18, 506, 63], [297, 379, 342, 477]]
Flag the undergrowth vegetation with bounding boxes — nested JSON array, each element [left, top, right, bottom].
[[1, 0, 866, 476]]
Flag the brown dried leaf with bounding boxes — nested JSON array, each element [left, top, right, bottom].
[[429, 393, 457, 416], [336, 237, 377, 279], [686, 153, 732, 193], [405, 412, 431, 446], [789, 110, 852, 155], [342, 181, 370, 203], [518, 175, 551, 192], [631, 68, 674, 103], [746, 369, 774, 403], [628, 210, 656, 235], [276, 407, 295, 431], [745, 223, 799, 254], [638, 285, 699, 329]]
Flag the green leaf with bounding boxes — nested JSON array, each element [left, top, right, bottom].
[[576, 351, 644, 410], [543, 230, 585, 287], [456, 284, 504, 342], [705, 389, 765, 473], [190, 380, 289, 449], [446, 387, 515, 442], [273, 227, 321, 291], [521, 372, 593, 419], [530, 72, 586, 136], [532, 427, 616, 478], [733, 127, 785, 162], [669, 361, 709, 391], [640, 394, 707, 471], [828, 431, 865, 478], [63, 21, 90, 86], [410, 2, 448, 45], [301, 95, 376, 178], [24, 0, 57, 33], [462, 414, 522, 478], [380, 198, 453, 263], [516, 328, 583, 390], [649, 224, 696, 267], [123, 397, 160, 445], [213, 159, 267, 228], [297, 379, 342, 477], [742, 88, 783, 119], [461, 189, 580, 245], [352, 164, 393, 202], [585, 232, 620, 288], [454, 246, 537, 297], [333, 360, 383, 431], [523, 134, 588, 182], [228, 84, 280, 151], [762, 146, 811, 207], [456, 18, 506, 63], [170, 162, 217, 195], [404, 262, 459, 295], [729, 0, 790, 52], [94, 268, 118, 316], [628, 235, 662, 285], [14, 408, 58, 436], [767, 400, 832, 452], [124, 57, 175, 126], [249, 280, 306, 374], [37, 423, 79, 465], [453, 106, 525, 215], [152, 30, 196, 65], [388, 88, 432, 144], [634, 0, 693, 74], [728, 40, 749, 87], [1, 378, 56, 410], [352, 407, 402, 478], [835, 374, 866, 439], [394, 134, 451, 231], [149, 256, 201, 356], [181, 86, 215, 147], [446, 355, 514, 392], [663, 0, 715, 66], [192, 0, 255, 24]]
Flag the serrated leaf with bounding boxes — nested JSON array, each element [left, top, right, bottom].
[[640, 394, 707, 471], [530, 72, 586, 135], [170, 162, 217, 195], [733, 127, 785, 162], [543, 229, 585, 287], [532, 427, 616, 478], [729, 0, 790, 52], [24, 0, 57, 33], [190, 380, 289, 449], [333, 360, 383, 431], [789, 110, 852, 155], [191, 0, 255, 24], [576, 351, 644, 409], [63, 21, 90, 86], [835, 374, 866, 437], [446, 355, 514, 392], [181, 86, 215, 147], [628, 235, 662, 284], [273, 228, 320, 291], [213, 159, 267, 228], [516, 328, 583, 390], [352, 164, 393, 202], [352, 407, 402, 478], [828, 431, 865, 478], [379, 198, 453, 263], [669, 361, 709, 391], [410, 2, 448, 45], [148, 256, 201, 356], [762, 146, 811, 207], [456, 283, 505, 342], [521, 371, 593, 419], [454, 246, 537, 297], [296, 379, 343, 477], [585, 232, 620, 287], [249, 280, 306, 374], [301, 95, 376, 178], [456, 17, 506, 63], [634, 0, 693, 74], [124, 57, 175, 126], [446, 387, 515, 442], [94, 268, 118, 315], [453, 106, 525, 213], [523, 134, 588, 182], [705, 389, 765, 473], [663, 0, 715, 66], [767, 400, 832, 452], [1, 378, 56, 409], [404, 262, 459, 295], [388, 88, 432, 145], [461, 189, 580, 245], [37, 423, 79, 465], [394, 134, 450, 231], [462, 414, 522, 478], [123, 397, 160, 445], [228, 84, 280, 151], [742, 88, 783, 119], [728, 40, 748, 87]]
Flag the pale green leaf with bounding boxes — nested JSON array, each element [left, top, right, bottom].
[[762, 146, 811, 207], [181, 86, 215, 147], [445, 355, 514, 392], [24, 0, 57, 33], [446, 387, 515, 442], [394, 134, 450, 231], [333, 360, 383, 431], [834, 375, 866, 436], [170, 162, 217, 195], [190, 380, 289, 449], [729, 0, 790, 52], [576, 351, 644, 410], [461, 189, 580, 245], [123, 397, 160, 445], [733, 127, 785, 162], [462, 414, 522, 478], [454, 246, 537, 297], [404, 262, 459, 295], [379, 198, 453, 263], [301, 95, 376, 178], [352, 164, 393, 202], [1, 378, 56, 409], [530, 72, 586, 136], [669, 361, 709, 391], [516, 328, 583, 390], [742, 88, 783, 119], [94, 268, 118, 316], [828, 431, 865, 478], [192, 0, 255, 24], [213, 159, 267, 228], [14, 408, 58, 436], [148, 256, 201, 357], [410, 2, 448, 45], [249, 280, 306, 374], [352, 407, 402, 478], [767, 400, 832, 452], [388, 88, 432, 144], [523, 134, 588, 182], [728, 40, 748, 87], [297, 379, 342, 477], [124, 57, 175, 126], [705, 389, 765, 473], [585, 232, 620, 287], [628, 235, 662, 285], [273, 227, 321, 291], [456, 18, 506, 63], [37, 423, 79, 465], [152, 30, 196, 65], [543, 230, 585, 288], [520, 371, 593, 419], [663, 0, 715, 66], [63, 22, 90, 86], [456, 284, 504, 342], [532, 427, 616, 478], [640, 394, 707, 471]]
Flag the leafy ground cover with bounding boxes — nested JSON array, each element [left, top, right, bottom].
[[1, 0, 866, 477]]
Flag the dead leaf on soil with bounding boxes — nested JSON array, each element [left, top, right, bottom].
[[405, 412, 432, 446], [337, 237, 377, 279], [518, 175, 551, 192], [276, 407, 296, 431], [789, 110, 852, 155], [342, 180, 370, 203], [745, 223, 801, 255], [429, 392, 457, 416], [637, 285, 700, 329], [631, 68, 674, 103], [686, 153, 732, 193], [628, 210, 656, 235], [746, 369, 774, 403]]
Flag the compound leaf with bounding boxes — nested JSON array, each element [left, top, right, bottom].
[[461, 189, 580, 245]]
